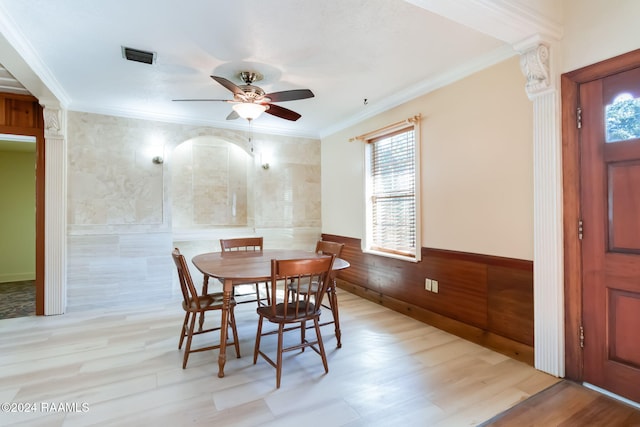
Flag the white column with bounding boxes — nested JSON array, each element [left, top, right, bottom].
[[43, 106, 67, 315], [516, 39, 564, 377]]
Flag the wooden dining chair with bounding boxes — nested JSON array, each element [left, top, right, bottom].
[[314, 240, 345, 346], [253, 255, 336, 388], [172, 248, 240, 369], [288, 240, 345, 347], [216, 237, 270, 307]]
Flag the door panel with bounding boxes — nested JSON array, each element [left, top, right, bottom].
[[581, 66, 640, 403], [608, 289, 640, 368], [608, 161, 640, 253]]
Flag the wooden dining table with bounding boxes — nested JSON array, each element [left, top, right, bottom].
[[191, 248, 350, 378]]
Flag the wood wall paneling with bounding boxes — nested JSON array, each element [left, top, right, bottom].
[[488, 265, 534, 346], [0, 93, 43, 130], [322, 234, 534, 363]]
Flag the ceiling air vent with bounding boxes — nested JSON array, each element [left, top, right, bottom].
[[121, 46, 156, 65]]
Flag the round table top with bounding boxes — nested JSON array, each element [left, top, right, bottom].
[[192, 249, 350, 282]]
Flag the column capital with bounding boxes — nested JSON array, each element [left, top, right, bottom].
[[43, 106, 64, 139], [517, 42, 552, 99]]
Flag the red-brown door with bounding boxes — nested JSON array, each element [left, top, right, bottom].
[[581, 66, 640, 403]]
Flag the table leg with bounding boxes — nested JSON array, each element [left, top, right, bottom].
[[199, 275, 209, 331], [218, 278, 233, 378]]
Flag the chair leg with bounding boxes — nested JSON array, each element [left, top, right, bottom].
[[314, 317, 329, 374], [253, 315, 264, 364], [183, 311, 198, 369], [328, 282, 342, 348], [198, 275, 209, 331], [276, 323, 285, 389], [300, 320, 306, 352], [229, 307, 241, 358], [178, 311, 189, 349], [255, 282, 270, 307]]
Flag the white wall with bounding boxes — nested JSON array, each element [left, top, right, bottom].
[[322, 56, 533, 260]]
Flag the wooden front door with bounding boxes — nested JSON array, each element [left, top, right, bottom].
[[580, 65, 640, 403]]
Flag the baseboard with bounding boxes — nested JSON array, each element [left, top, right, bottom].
[[0, 273, 35, 283], [337, 279, 534, 365]]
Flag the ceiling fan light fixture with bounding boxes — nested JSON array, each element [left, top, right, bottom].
[[232, 102, 267, 120]]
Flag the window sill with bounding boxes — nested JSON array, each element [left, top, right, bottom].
[[362, 248, 420, 263]]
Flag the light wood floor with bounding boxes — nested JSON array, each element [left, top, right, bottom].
[[0, 288, 560, 426]]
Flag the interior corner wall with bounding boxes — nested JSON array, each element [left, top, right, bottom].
[[0, 150, 36, 282], [321, 56, 533, 261]]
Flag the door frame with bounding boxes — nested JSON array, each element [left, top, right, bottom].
[[0, 94, 44, 315], [562, 48, 640, 380]]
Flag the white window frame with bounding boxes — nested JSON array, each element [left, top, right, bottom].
[[361, 115, 421, 262]]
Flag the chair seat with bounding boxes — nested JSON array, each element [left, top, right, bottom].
[[257, 302, 320, 322], [182, 292, 235, 312], [287, 281, 320, 294]]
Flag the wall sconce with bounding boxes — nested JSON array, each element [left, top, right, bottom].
[[261, 151, 271, 170], [152, 156, 164, 164]]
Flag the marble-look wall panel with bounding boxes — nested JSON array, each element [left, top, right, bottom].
[[253, 135, 321, 229], [172, 138, 250, 228], [170, 142, 193, 229], [66, 111, 321, 311], [68, 113, 164, 226], [66, 232, 175, 310]]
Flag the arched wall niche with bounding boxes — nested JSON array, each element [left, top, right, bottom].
[[170, 135, 256, 233]]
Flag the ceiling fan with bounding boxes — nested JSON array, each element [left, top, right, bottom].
[[173, 71, 314, 122]]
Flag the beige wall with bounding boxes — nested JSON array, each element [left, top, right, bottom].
[[66, 111, 321, 309], [562, 0, 640, 73], [321, 56, 533, 260], [0, 150, 35, 282]]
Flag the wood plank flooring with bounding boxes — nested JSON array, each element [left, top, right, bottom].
[[481, 380, 640, 426], [1, 289, 562, 426]]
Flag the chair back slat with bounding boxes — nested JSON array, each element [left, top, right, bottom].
[[220, 237, 263, 252], [172, 248, 201, 309], [315, 240, 344, 257]]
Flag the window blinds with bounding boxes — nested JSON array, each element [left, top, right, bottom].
[[369, 126, 416, 256]]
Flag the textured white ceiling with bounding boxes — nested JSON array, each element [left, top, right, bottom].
[[0, 0, 554, 138]]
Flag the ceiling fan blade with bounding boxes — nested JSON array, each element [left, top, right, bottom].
[[265, 103, 302, 121], [226, 110, 239, 120], [211, 75, 244, 96], [265, 89, 314, 102], [172, 98, 232, 102]]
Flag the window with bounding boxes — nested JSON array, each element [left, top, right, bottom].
[[362, 116, 421, 261], [605, 93, 640, 143]]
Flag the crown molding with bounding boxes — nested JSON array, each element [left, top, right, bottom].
[[404, 0, 563, 44], [0, 3, 70, 107]]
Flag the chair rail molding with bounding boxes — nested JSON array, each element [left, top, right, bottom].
[[515, 36, 564, 377], [43, 105, 67, 315]]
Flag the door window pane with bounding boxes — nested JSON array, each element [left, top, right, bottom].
[[605, 93, 640, 143]]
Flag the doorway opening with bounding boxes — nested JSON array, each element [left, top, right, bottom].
[[0, 134, 37, 319]]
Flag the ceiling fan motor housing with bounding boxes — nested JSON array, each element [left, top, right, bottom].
[[236, 85, 266, 102]]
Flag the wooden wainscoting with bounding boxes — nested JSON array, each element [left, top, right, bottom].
[[323, 234, 534, 365]]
